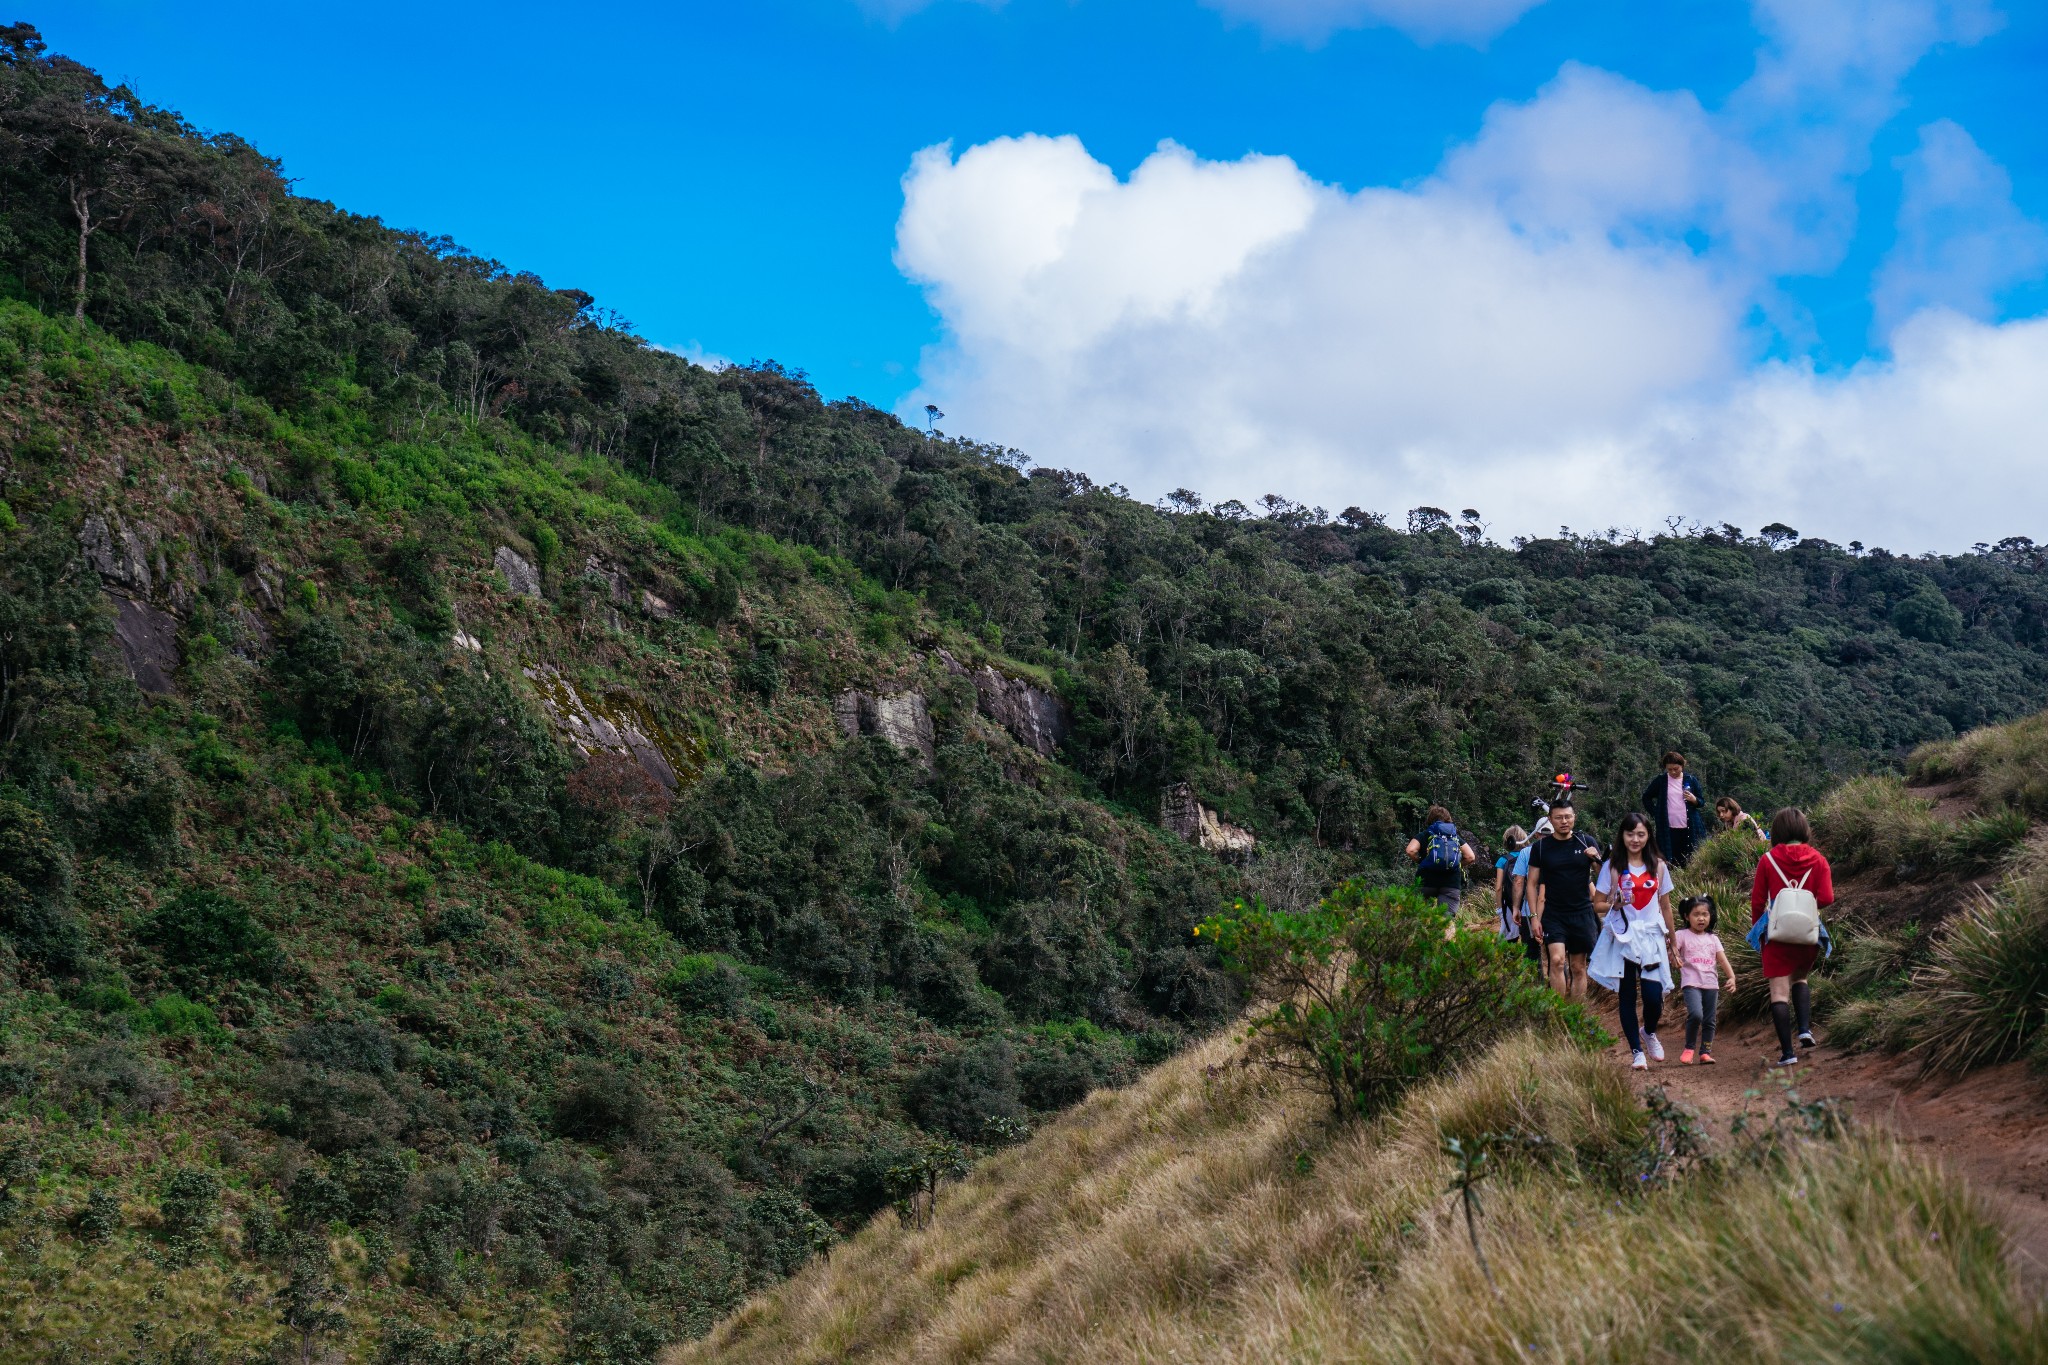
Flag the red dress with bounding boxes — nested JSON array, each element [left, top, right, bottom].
[[1749, 842, 1834, 977]]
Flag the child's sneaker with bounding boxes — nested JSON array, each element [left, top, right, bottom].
[[1644, 1033, 1665, 1062], [1679, 1048, 1696, 1065], [1797, 1031, 1817, 1049], [1630, 1050, 1648, 1071], [1699, 1050, 1716, 1064]]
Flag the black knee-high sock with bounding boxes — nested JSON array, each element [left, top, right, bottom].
[[1792, 981, 1813, 1039], [1770, 1000, 1795, 1060], [1617, 967, 1642, 1051]]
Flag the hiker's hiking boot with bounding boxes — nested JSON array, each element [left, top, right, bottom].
[[1644, 1034, 1665, 1062]]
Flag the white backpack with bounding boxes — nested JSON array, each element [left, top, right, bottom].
[[1761, 850, 1821, 945]]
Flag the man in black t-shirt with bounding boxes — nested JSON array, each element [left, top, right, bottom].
[[1528, 798, 1602, 1000]]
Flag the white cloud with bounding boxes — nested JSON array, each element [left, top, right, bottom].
[[1872, 120, 2048, 335], [1198, 0, 1548, 45], [897, 136, 1318, 356], [893, 1, 2047, 551], [1636, 310, 2048, 550], [653, 341, 732, 372]]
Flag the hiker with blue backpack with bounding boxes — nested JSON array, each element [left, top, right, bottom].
[[1404, 805, 1477, 914], [1749, 807, 1835, 1066]]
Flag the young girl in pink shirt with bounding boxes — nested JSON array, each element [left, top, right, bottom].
[[1673, 895, 1736, 1064]]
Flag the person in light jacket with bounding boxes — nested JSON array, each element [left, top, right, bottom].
[[1640, 750, 1707, 867]]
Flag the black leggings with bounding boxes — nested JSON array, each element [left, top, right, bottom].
[[1683, 986, 1719, 1049], [1617, 960, 1665, 1052]]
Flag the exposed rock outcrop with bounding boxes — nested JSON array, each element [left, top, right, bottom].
[[972, 666, 1069, 757], [524, 663, 681, 790], [584, 555, 632, 603], [834, 689, 936, 767], [1160, 782, 1256, 860], [82, 513, 180, 693], [933, 649, 1070, 757], [112, 595, 179, 695], [495, 545, 541, 599], [81, 513, 155, 595]]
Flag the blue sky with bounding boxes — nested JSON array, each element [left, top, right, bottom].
[[36, 1, 2048, 547]]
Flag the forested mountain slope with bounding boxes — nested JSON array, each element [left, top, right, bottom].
[[1, 22, 2046, 1363]]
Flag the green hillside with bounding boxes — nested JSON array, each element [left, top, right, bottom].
[[2, 23, 2048, 1363]]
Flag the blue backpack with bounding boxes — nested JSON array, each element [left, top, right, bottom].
[[1419, 821, 1462, 874]]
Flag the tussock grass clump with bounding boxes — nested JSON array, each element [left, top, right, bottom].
[[1813, 776, 2027, 877], [1814, 775, 1951, 875], [1910, 710, 2048, 817], [1688, 826, 1764, 886], [671, 1031, 2042, 1365], [1835, 864, 2048, 1073]]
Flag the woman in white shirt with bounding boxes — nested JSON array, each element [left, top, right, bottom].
[[1589, 812, 1675, 1070]]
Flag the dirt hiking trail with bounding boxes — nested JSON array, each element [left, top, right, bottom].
[[1595, 997, 2048, 1289]]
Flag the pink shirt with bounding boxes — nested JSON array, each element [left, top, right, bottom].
[[1673, 928, 1725, 990], [1666, 774, 1688, 829]]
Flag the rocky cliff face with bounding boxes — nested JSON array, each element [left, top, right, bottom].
[[970, 665, 1069, 757], [496, 545, 541, 599], [834, 689, 937, 766], [1160, 782, 1256, 860], [931, 650, 1070, 758], [524, 663, 687, 789], [80, 512, 179, 694]]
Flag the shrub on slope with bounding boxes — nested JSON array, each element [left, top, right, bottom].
[[1200, 884, 1603, 1119]]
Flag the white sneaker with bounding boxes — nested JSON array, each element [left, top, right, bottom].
[[1644, 1033, 1665, 1062], [1631, 1051, 1648, 1071]]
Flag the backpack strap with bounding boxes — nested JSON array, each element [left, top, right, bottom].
[[1761, 848, 1812, 891]]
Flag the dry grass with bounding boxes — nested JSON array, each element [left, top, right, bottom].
[[1830, 851, 2048, 1073], [1911, 710, 2048, 818], [669, 1029, 2041, 1365], [1812, 774, 2028, 878]]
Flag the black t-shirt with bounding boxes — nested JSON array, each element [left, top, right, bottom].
[[1530, 832, 1599, 917]]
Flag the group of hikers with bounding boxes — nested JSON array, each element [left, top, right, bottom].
[[1405, 751, 1833, 1070]]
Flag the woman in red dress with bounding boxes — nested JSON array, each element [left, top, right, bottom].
[[1750, 808, 1834, 1066]]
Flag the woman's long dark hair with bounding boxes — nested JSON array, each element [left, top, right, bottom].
[[1605, 810, 1664, 882]]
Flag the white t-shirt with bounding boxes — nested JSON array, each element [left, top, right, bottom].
[[1594, 861, 1673, 910], [1597, 860, 1673, 962]]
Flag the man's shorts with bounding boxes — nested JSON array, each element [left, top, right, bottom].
[[1542, 909, 1598, 956]]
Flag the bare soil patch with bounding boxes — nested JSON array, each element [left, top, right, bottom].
[[1596, 996, 2048, 1290]]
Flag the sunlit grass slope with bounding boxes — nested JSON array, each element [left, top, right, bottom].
[[671, 1028, 2042, 1365]]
